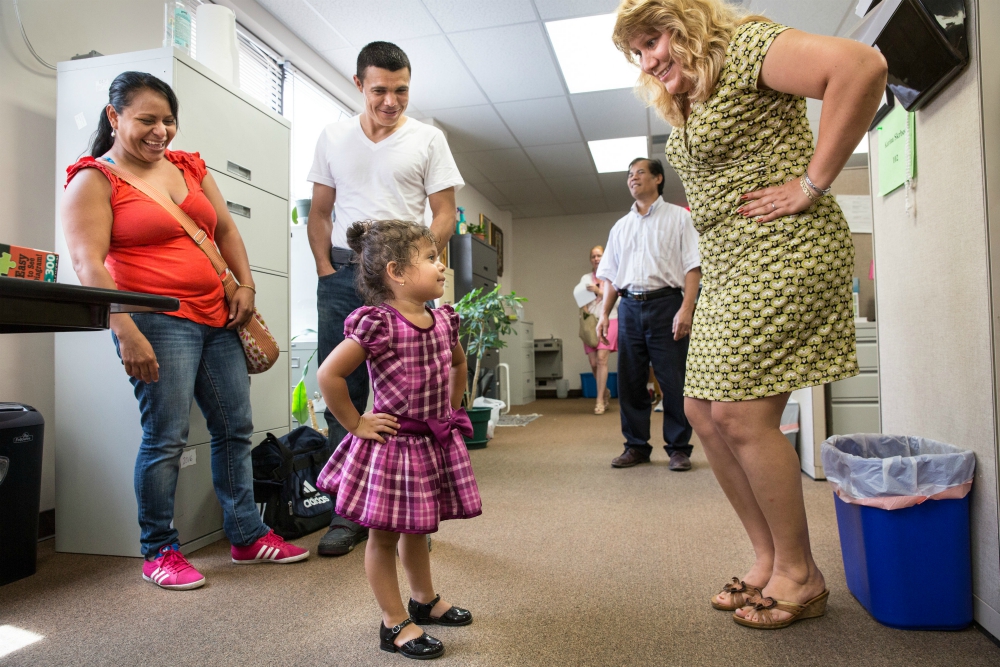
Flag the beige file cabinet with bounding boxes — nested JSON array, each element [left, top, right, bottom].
[[54, 47, 290, 557], [828, 320, 880, 437], [500, 320, 535, 405]]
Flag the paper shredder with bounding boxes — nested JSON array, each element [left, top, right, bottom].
[[0, 403, 44, 586]]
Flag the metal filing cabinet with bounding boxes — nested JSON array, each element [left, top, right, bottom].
[[499, 320, 535, 405], [828, 320, 880, 435], [53, 47, 291, 557]]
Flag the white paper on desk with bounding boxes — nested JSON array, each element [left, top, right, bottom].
[[573, 275, 597, 309], [836, 195, 873, 234]]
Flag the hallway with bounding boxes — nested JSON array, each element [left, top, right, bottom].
[[1, 399, 997, 666]]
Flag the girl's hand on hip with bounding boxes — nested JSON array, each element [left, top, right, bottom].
[[351, 412, 399, 444], [737, 177, 814, 223], [227, 286, 255, 329], [118, 329, 159, 383]]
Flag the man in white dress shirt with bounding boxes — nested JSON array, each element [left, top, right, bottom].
[[596, 158, 701, 471], [306, 41, 464, 555]]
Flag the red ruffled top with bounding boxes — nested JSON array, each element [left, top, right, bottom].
[[65, 150, 228, 327]]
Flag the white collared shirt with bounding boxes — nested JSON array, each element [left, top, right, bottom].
[[596, 197, 700, 293]]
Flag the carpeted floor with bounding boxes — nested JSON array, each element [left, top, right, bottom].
[[2, 399, 999, 666]]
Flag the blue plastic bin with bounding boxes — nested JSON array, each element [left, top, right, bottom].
[[580, 372, 618, 399], [833, 493, 973, 630]]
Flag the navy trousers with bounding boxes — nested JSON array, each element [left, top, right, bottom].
[[617, 293, 693, 457]]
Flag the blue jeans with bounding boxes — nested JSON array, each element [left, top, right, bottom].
[[617, 294, 693, 457], [317, 261, 370, 449], [114, 313, 269, 557]]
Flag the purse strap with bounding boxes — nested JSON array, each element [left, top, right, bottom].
[[98, 157, 241, 301]]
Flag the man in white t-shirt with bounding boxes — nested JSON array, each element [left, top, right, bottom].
[[306, 41, 464, 556]]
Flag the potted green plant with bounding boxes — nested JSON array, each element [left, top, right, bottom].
[[453, 285, 526, 449], [290, 329, 325, 433], [466, 220, 486, 240]]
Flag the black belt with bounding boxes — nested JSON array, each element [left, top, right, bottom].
[[620, 286, 681, 301], [330, 247, 356, 265]]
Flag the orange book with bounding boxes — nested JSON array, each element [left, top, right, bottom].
[[0, 244, 59, 282]]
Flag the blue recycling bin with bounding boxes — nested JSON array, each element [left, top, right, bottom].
[[823, 434, 974, 630], [580, 372, 618, 399]]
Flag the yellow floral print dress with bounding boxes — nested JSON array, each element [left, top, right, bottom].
[[666, 21, 858, 402]]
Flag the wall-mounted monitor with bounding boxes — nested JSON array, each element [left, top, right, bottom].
[[851, 0, 968, 112]]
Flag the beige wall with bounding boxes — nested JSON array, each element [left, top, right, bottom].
[[455, 185, 515, 294], [871, 0, 1000, 636], [0, 0, 164, 511], [513, 212, 622, 389], [829, 167, 876, 320]]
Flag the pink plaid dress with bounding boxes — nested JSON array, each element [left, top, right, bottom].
[[316, 304, 483, 534]]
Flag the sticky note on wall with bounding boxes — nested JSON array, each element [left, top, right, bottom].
[[0, 244, 59, 282]]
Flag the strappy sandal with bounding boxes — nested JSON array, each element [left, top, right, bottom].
[[733, 589, 829, 629], [594, 401, 606, 415], [711, 577, 762, 611]]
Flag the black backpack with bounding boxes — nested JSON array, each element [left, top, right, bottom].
[[251, 427, 334, 540]]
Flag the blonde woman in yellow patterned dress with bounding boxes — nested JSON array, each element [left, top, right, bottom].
[[614, 0, 886, 628]]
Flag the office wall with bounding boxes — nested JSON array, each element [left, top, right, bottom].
[[0, 0, 165, 512], [871, 1, 1000, 636], [513, 212, 621, 390], [455, 185, 515, 294], [829, 167, 876, 321]]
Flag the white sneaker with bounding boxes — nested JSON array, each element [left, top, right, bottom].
[[654, 400, 664, 413]]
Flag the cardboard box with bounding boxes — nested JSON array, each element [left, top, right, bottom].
[[0, 244, 59, 282]]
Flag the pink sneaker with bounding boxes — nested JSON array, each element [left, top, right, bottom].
[[231, 530, 310, 564], [142, 544, 206, 590]]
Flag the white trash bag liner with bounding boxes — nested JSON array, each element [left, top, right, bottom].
[[821, 434, 975, 510], [473, 397, 506, 440]]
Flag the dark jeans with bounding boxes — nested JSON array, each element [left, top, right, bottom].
[[617, 293, 693, 458], [114, 313, 269, 556], [317, 259, 370, 530]]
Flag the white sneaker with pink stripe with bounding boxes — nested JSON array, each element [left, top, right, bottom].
[[231, 529, 310, 564], [142, 544, 206, 590]]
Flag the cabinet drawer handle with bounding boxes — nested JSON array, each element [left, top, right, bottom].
[[227, 201, 251, 218], [227, 161, 251, 180]]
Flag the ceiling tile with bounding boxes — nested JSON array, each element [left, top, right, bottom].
[[307, 0, 440, 45], [423, 106, 518, 152], [494, 96, 582, 146], [492, 179, 555, 205], [524, 143, 595, 177], [466, 181, 511, 206], [534, 0, 621, 21], [518, 202, 567, 218], [599, 171, 633, 202], [320, 46, 360, 79], [544, 174, 601, 202], [497, 204, 524, 218], [648, 108, 672, 138], [257, 0, 351, 52], [395, 35, 488, 109], [571, 88, 648, 141], [560, 198, 609, 215], [449, 23, 565, 103], [746, 0, 856, 36], [452, 153, 490, 185], [422, 0, 537, 32], [458, 148, 540, 181]]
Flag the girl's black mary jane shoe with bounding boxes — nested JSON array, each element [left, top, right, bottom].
[[408, 595, 473, 627], [379, 619, 444, 660]]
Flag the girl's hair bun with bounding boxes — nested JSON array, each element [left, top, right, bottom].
[[346, 220, 374, 255]]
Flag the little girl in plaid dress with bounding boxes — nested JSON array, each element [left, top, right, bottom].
[[316, 219, 481, 661]]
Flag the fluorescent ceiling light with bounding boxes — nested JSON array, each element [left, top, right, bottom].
[[589, 136, 648, 173], [545, 13, 639, 94]]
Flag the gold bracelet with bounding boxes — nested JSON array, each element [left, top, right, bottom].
[[238, 284, 256, 293], [799, 176, 818, 203]]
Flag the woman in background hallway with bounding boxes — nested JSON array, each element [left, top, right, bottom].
[[614, 0, 886, 627], [574, 245, 619, 414]]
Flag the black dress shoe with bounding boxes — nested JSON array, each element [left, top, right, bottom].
[[317, 517, 368, 556], [379, 619, 444, 660], [408, 594, 473, 626], [611, 448, 650, 468], [668, 451, 692, 471]]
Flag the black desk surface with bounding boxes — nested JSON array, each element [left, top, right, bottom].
[[0, 278, 179, 334]]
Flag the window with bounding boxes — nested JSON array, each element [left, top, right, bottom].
[[236, 29, 283, 114]]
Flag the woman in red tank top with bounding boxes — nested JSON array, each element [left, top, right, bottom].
[[61, 72, 307, 589]]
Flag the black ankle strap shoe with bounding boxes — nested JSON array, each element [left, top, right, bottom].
[[379, 619, 444, 660], [408, 595, 473, 627]]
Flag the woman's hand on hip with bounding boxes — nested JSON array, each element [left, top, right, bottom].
[[118, 329, 159, 383], [737, 177, 814, 223], [227, 286, 255, 329], [351, 411, 399, 444]]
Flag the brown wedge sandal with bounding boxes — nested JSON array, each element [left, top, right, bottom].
[[711, 577, 762, 611], [733, 589, 830, 629]]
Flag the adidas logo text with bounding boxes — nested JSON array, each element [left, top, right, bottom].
[[303, 495, 330, 508]]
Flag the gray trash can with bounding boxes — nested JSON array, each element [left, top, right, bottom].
[[0, 403, 45, 586]]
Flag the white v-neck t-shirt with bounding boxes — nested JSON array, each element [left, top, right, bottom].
[[307, 115, 464, 249]]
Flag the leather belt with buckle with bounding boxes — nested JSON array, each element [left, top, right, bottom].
[[620, 286, 681, 301]]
